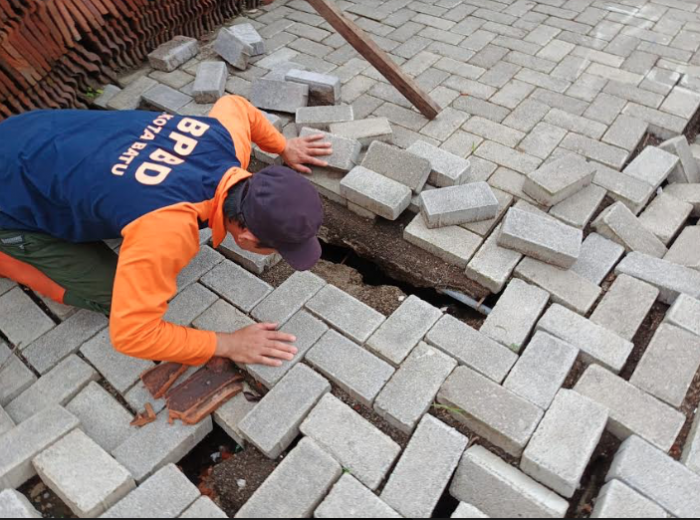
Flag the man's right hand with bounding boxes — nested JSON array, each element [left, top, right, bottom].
[[215, 323, 298, 367]]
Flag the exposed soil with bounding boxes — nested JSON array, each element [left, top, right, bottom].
[[18, 478, 75, 519]]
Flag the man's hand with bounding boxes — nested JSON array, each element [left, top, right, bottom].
[[282, 134, 333, 174], [215, 323, 298, 367]]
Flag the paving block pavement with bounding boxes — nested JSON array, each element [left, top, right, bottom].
[[330, 117, 393, 148], [615, 252, 700, 305], [537, 304, 634, 374], [607, 436, 700, 518], [112, 411, 212, 483], [630, 324, 700, 408], [0, 406, 14, 437], [180, 496, 228, 519], [6, 355, 98, 424], [235, 438, 341, 518], [0, 342, 37, 407], [148, 36, 199, 72], [192, 62, 227, 104], [212, 382, 257, 448], [593, 165, 655, 215], [465, 222, 523, 294], [438, 366, 543, 458], [684, 412, 700, 477], [574, 365, 685, 452], [523, 154, 596, 207], [462, 188, 513, 238], [421, 182, 500, 229], [426, 314, 517, 384], [142, 84, 193, 114], [593, 202, 668, 259], [218, 234, 282, 275], [407, 140, 472, 187], [665, 226, 700, 270], [0, 405, 79, 489], [450, 446, 569, 519], [33, 429, 135, 518], [405, 214, 484, 269], [521, 390, 608, 499], [592, 480, 669, 519], [315, 474, 402, 519], [366, 295, 443, 366], [624, 146, 680, 191], [201, 260, 272, 313], [660, 136, 700, 184], [286, 69, 341, 105], [374, 342, 457, 434], [340, 166, 412, 221], [66, 381, 135, 453], [107, 76, 159, 111], [0, 287, 54, 348], [504, 331, 579, 410], [296, 105, 354, 130], [590, 274, 659, 341], [0, 489, 41, 518], [665, 294, 700, 338], [102, 464, 200, 518], [192, 299, 254, 333], [480, 278, 549, 353], [251, 271, 327, 326], [639, 193, 693, 246], [238, 363, 329, 459], [164, 283, 218, 326], [300, 394, 401, 491], [570, 233, 625, 285], [251, 78, 309, 114], [305, 284, 385, 344], [176, 246, 225, 291], [382, 415, 468, 518], [362, 141, 432, 193]]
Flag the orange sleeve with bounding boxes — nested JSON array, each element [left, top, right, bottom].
[[208, 95, 287, 167], [110, 204, 217, 366]]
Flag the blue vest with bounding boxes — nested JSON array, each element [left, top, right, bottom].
[[0, 110, 241, 241]]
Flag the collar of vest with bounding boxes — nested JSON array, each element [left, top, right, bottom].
[[210, 167, 253, 248]]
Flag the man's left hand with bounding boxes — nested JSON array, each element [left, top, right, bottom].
[[282, 134, 333, 174]]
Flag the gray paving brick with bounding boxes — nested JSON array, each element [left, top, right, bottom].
[[475, 141, 542, 175], [451, 502, 489, 518], [340, 166, 411, 220], [665, 183, 700, 217], [438, 366, 543, 457], [361, 141, 431, 193], [251, 271, 327, 326], [419, 108, 470, 142], [0, 287, 54, 348], [623, 103, 687, 140], [420, 182, 499, 229], [214, 28, 250, 70], [142, 84, 193, 114], [560, 133, 629, 170], [23, 310, 107, 375], [0, 405, 79, 489], [404, 214, 484, 268], [177, 246, 225, 290], [235, 438, 341, 518], [592, 480, 669, 519], [300, 394, 401, 491], [0, 490, 41, 518], [460, 187, 512, 237], [625, 146, 680, 191], [299, 127, 361, 172], [607, 436, 700, 518], [661, 86, 700, 119], [113, 410, 212, 483], [594, 202, 668, 258], [251, 78, 309, 114], [407, 140, 472, 187], [315, 474, 402, 518], [295, 105, 354, 130], [660, 136, 700, 184], [382, 415, 468, 518], [550, 184, 607, 230], [239, 364, 329, 459], [329, 117, 393, 148], [0, 406, 13, 436], [463, 117, 526, 148], [180, 497, 228, 518], [0, 343, 36, 408], [164, 283, 218, 326], [451, 446, 569, 518], [103, 464, 199, 518], [684, 411, 700, 476], [639, 193, 692, 246], [34, 429, 135, 518], [583, 93, 627, 126], [665, 293, 700, 338], [192, 62, 226, 104], [148, 36, 198, 72], [593, 165, 654, 215], [465, 222, 523, 293], [665, 226, 700, 270], [524, 154, 596, 207], [522, 390, 608, 498], [286, 69, 340, 105], [211, 381, 257, 447], [218, 234, 281, 275], [200, 260, 272, 313], [231, 23, 265, 55]]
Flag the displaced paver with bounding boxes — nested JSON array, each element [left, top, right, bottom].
[[523, 154, 595, 207], [299, 128, 362, 172], [149, 36, 198, 72], [251, 78, 309, 113], [300, 394, 401, 491], [286, 69, 341, 105], [251, 270, 327, 326], [180, 497, 228, 519], [340, 166, 412, 220], [594, 202, 668, 258], [684, 413, 700, 476], [549, 184, 607, 230], [192, 62, 227, 103], [330, 117, 393, 147], [465, 223, 523, 293], [421, 183, 500, 229], [405, 214, 484, 269], [665, 294, 700, 337], [664, 184, 700, 217], [615, 252, 700, 305], [462, 188, 513, 237], [624, 146, 679, 190], [660, 136, 700, 184], [296, 105, 354, 130], [665, 226, 700, 270], [33, 430, 135, 518], [480, 279, 549, 352], [574, 365, 685, 452], [451, 446, 569, 518], [214, 28, 250, 70], [592, 480, 669, 519], [570, 233, 625, 285], [593, 166, 655, 215], [521, 390, 608, 498], [230, 23, 265, 56], [438, 366, 544, 457], [362, 141, 432, 193], [381, 416, 468, 518], [218, 234, 281, 275], [213, 382, 258, 448], [407, 140, 472, 187], [315, 475, 402, 519], [238, 363, 329, 459], [638, 193, 693, 246], [451, 502, 489, 519], [0, 490, 41, 518], [235, 438, 341, 518]]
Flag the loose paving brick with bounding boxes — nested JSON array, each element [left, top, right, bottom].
[[522, 390, 608, 498], [192, 62, 227, 104], [665, 184, 700, 217], [594, 202, 668, 258], [550, 184, 607, 230], [219, 234, 281, 275], [102, 464, 200, 518], [340, 166, 412, 221], [366, 295, 442, 366], [214, 28, 250, 70], [451, 446, 569, 518], [0, 342, 37, 407], [574, 365, 685, 452], [524, 154, 596, 207], [177, 246, 225, 290], [286, 69, 341, 105], [0, 405, 79, 489], [300, 394, 401, 491], [34, 430, 135, 518], [113, 411, 212, 483], [405, 213, 483, 268], [593, 165, 655, 215], [660, 86, 700, 120], [212, 380, 258, 447], [665, 294, 700, 337], [374, 342, 456, 434], [6, 355, 97, 424], [684, 413, 700, 476], [407, 140, 472, 187], [607, 436, 700, 518], [421, 182, 499, 229], [148, 36, 199, 72], [231, 23, 265, 56], [315, 474, 402, 519], [615, 252, 700, 305], [200, 260, 272, 313], [251, 78, 309, 114], [362, 141, 432, 193], [538, 304, 634, 374], [330, 117, 393, 148], [625, 146, 680, 191], [465, 223, 524, 293], [451, 502, 489, 518], [438, 366, 543, 457], [462, 188, 513, 237], [639, 193, 693, 246], [66, 382, 134, 453], [480, 279, 549, 353], [0, 490, 41, 518], [592, 480, 669, 519], [295, 105, 354, 130], [251, 270, 326, 326], [23, 310, 108, 375], [235, 438, 341, 518], [180, 497, 228, 519], [499, 207, 583, 269], [591, 275, 659, 341], [0, 287, 54, 348], [630, 324, 700, 408], [299, 128, 361, 172], [164, 283, 218, 326], [0, 406, 14, 436], [660, 136, 700, 184], [381, 416, 468, 518]]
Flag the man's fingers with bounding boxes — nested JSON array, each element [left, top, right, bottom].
[[263, 346, 296, 361], [257, 322, 279, 331], [257, 356, 283, 367], [266, 331, 297, 343], [303, 134, 327, 143], [307, 142, 332, 149], [307, 148, 333, 157], [294, 164, 312, 174]]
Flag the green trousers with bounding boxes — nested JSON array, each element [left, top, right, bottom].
[[0, 229, 118, 316]]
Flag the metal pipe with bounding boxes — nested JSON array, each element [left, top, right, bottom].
[[439, 288, 492, 316]]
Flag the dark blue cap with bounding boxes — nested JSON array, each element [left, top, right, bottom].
[[242, 166, 324, 271]]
